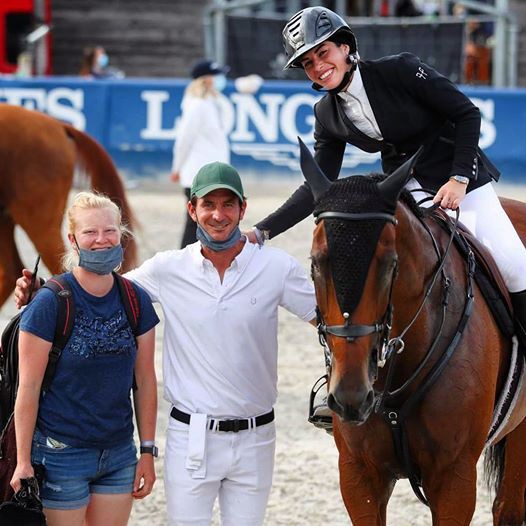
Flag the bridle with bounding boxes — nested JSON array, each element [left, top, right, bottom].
[[314, 198, 463, 371], [314, 210, 399, 368]]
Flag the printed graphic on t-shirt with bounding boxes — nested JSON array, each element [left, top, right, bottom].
[[68, 309, 135, 358]]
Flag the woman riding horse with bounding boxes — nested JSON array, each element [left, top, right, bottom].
[[248, 6, 526, 340]]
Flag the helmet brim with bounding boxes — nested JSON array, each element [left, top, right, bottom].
[[283, 27, 357, 70]]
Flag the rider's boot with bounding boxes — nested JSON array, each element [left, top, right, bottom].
[[510, 290, 526, 347]]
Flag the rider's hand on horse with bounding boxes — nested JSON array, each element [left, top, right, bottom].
[[14, 268, 38, 309], [432, 179, 467, 210]]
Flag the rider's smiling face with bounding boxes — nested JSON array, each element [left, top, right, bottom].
[[300, 41, 351, 91]]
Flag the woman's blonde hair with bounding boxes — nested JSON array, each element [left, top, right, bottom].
[[62, 191, 131, 270], [184, 76, 218, 99]]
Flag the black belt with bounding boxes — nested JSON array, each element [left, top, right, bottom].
[[170, 407, 274, 433]]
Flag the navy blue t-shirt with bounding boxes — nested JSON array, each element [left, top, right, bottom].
[[20, 272, 159, 449]]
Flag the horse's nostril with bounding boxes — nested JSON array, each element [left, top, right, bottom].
[[327, 393, 339, 412]]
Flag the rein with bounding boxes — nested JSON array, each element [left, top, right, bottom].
[[375, 201, 475, 505]]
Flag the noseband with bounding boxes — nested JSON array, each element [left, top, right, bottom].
[[314, 210, 398, 353]]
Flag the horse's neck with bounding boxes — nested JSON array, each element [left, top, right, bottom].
[[392, 204, 449, 343], [394, 205, 437, 298]]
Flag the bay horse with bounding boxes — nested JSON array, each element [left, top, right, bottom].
[[0, 104, 138, 308], [299, 139, 526, 525]]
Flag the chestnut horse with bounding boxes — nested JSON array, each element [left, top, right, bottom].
[[300, 139, 526, 525], [0, 104, 138, 308]]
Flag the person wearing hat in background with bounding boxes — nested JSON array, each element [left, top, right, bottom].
[[170, 59, 231, 249], [245, 5, 526, 430], [15, 161, 317, 525]]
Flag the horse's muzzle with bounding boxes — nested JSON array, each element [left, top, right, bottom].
[[327, 385, 375, 424]]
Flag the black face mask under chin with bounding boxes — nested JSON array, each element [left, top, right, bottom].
[[311, 56, 358, 95]]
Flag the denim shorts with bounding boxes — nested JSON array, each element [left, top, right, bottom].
[[31, 429, 137, 510]]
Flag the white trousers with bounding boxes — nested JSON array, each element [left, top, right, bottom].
[[164, 417, 276, 526], [406, 180, 526, 292]]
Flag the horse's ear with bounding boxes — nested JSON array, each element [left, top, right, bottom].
[[298, 137, 331, 200], [378, 146, 424, 203]]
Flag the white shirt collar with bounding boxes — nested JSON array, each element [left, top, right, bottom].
[[189, 236, 251, 273], [338, 64, 364, 101]]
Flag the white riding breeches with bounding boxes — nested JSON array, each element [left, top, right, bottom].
[[164, 416, 276, 526], [405, 180, 526, 292]]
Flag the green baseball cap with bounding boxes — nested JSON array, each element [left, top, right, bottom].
[[191, 162, 245, 201]]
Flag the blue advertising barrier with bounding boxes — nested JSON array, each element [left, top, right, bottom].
[[1, 76, 525, 182]]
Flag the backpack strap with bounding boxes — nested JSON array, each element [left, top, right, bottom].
[[41, 276, 75, 391], [112, 273, 141, 391], [113, 272, 140, 336]]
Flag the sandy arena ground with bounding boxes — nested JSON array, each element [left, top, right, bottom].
[[2, 178, 525, 525]]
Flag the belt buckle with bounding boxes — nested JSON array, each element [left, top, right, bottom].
[[223, 419, 241, 432]]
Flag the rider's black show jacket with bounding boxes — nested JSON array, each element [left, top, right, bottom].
[[256, 52, 499, 238]]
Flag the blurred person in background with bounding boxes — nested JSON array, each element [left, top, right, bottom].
[[79, 46, 125, 79], [170, 60, 230, 248], [464, 19, 492, 84]]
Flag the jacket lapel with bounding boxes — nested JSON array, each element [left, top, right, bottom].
[[359, 61, 390, 141], [327, 92, 383, 154]]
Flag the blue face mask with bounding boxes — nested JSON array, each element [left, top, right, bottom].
[[196, 224, 241, 251], [97, 53, 109, 69], [78, 244, 123, 275], [213, 74, 227, 92]]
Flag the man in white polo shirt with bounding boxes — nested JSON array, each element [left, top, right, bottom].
[[126, 162, 316, 525], [14, 161, 316, 525]]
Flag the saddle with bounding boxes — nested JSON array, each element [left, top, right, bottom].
[[433, 209, 526, 447], [433, 209, 513, 336]]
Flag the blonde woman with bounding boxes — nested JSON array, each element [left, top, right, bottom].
[[170, 59, 230, 248], [12, 192, 159, 526]]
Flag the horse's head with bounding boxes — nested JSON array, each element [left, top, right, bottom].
[[300, 139, 421, 424]]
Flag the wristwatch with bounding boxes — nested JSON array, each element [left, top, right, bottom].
[[252, 227, 271, 246], [449, 175, 470, 185], [140, 441, 158, 457]]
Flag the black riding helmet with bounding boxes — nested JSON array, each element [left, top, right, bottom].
[[282, 6, 358, 70]]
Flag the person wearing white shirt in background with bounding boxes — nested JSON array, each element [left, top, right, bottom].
[[170, 59, 230, 248], [15, 161, 317, 526]]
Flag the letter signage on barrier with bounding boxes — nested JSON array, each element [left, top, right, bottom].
[[0, 77, 523, 181]]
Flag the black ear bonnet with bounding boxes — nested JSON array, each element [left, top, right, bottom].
[[314, 175, 395, 315]]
